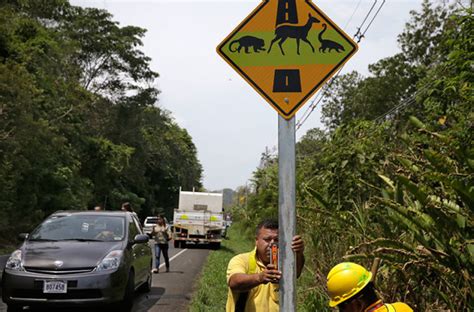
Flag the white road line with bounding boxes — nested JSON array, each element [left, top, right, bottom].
[[158, 248, 187, 269]]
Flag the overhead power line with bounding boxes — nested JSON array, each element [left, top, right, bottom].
[[354, 0, 378, 42], [297, 0, 369, 128], [344, 0, 363, 30], [295, 68, 343, 131], [296, 0, 387, 131], [357, 0, 386, 43], [295, 80, 439, 162], [372, 79, 438, 123]]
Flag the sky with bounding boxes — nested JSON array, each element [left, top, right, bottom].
[[70, 0, 424, 191]]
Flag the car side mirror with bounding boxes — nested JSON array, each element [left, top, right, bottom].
[[18, 233, 29, 240], [133, 234, 149, 244]]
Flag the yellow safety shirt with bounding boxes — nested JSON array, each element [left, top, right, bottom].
[[365, 299, 414, 312], [226, 249, 279, 312]]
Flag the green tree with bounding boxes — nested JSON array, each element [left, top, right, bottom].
[[0, 0, 203, 241], [320, 0, 455, 131]]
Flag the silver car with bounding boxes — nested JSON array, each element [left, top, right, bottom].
[[2, 211, 152, 312], [142, 216, 158, 237]]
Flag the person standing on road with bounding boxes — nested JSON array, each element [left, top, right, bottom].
[[225, 218, 305, 312], [326, 262, 413, 312], [151, 215, 171, 273]]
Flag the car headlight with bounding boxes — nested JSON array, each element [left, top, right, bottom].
[[95, 250, 123, 272], [5, 250, 24, 271]]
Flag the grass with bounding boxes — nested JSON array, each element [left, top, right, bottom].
[[189, 224, 254, 312], [0, 247, 15, 255]]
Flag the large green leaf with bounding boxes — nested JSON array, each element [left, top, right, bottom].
[[397, 175, 428, 204]]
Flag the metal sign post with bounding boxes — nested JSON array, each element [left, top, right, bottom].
[[278, 114, 296, 312]]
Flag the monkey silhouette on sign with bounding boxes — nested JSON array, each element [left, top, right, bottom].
[[318, 24, 345, 53], [229, 36, 266, 53]]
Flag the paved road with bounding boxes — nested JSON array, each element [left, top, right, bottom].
[[0, 243, 210, 312], [133, 243, 210, 312]]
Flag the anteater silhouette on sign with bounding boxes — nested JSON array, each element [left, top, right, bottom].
[[318, 24, 345, 53], [267, 13, 321, 56], [229, 36, 265, 53]]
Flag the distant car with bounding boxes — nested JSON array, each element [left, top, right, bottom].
[[142, 216, 158, 237], [1, 210, 152, 312]]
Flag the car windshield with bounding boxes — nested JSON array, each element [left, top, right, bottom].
[[29, 214, 126, 242]]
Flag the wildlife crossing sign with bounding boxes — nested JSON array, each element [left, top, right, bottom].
[[217, 0, 358, 119]]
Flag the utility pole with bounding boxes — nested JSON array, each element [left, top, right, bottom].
[[276, 1, 298, 311], [278, 114, 296, 312]]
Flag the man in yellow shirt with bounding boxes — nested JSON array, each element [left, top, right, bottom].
[[326, 262, 413, 312], [226, 219, 305, 312]]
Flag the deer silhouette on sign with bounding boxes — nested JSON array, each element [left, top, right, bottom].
[[267, 13, 321, 55]]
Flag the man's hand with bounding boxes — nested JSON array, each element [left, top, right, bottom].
[[291, 235, 304, 254], [292, 235, 305, 277], [259, 264, 281, 284]]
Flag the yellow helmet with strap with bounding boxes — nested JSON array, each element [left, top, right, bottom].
[[326, 262, 372, 307]]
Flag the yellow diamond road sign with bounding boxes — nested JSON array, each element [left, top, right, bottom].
[[217, 0, 358, 119]]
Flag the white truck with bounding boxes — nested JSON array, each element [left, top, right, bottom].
[[173, 190, 224, 249]]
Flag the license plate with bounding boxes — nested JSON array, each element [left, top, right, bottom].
[[43, 280, 67, 293]]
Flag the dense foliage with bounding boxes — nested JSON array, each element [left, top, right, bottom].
[[0, 0, 202, 243], [232, 1, 473, 310]]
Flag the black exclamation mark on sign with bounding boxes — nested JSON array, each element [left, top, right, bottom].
[[273, 69, 301, 92], [272, 0, 302, 94]]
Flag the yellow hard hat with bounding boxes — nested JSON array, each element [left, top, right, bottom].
[[326, 262, 372, 307]]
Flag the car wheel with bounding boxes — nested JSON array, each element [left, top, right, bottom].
[[117, 271, 135, 312], [139, 263, 152, 293], [173, 240, 179, 248], [6, 303, 23, 312]]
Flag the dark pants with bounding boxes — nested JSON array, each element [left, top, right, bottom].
[[154, 243, 169, 270]]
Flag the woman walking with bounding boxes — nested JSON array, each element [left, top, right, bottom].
[[151, 215, 171, 273]]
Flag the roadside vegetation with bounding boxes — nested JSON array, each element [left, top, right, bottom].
[[0, 239, 16, 255], [0, 0, 203, 245], [229, 1, 472, 311]]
